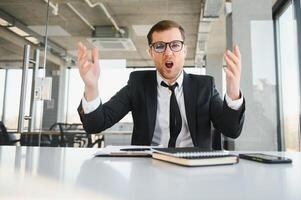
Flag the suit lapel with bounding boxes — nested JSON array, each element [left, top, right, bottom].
[[144, 71, 157, 143], [183, 72, 197, 144]]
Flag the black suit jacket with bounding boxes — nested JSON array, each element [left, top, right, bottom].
[[78, 70, 245, 149]]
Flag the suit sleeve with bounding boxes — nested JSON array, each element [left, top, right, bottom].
[[209, 78, 245, 139], [77, 76, 133, 134]]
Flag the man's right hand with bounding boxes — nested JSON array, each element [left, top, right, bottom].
[[77, 42, 100, 101]]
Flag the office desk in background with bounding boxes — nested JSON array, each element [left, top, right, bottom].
[[0, 146, 300, 200]]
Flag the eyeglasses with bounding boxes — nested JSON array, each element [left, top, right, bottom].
[[149, 40, 184, 53]]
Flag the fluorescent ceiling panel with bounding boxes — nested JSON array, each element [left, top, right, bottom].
[[25, 36, 40, 44], [8, 26, 29, 36], [87, 38, 136, 51], [0, 18, 11, 26]]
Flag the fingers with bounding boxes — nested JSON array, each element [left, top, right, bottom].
[[77, 42, 100, 81], [81, 60, 91, 72], [225, 49, 240, 66], [77, 42, 88, 68], [224, 45, 241, 99], [77, 42, 85, 62], [224, 44, 241, 78], [77, 42, 91, 80], [234, 45, 241, 59], [92, 47, 99, 64], [224, 52, 239, 77], [77, 42, 99, 67]]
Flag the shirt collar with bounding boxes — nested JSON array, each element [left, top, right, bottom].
[[156, 70, 183, 88]]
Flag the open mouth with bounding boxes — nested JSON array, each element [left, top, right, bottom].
[[165, 61, 174, 68]]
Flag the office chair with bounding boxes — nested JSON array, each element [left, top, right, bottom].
[[49, 122, 70, 147], [19, 133, 52, 146], [48, 122, 101, 147], [212, 128, 235, 150], [67, 123, 104, 148], [0, 121, 19, 145], [0, 121, 52, 146], [212, 129, 222, 150]]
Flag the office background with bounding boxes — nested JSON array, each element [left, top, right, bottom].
[[0, 0, 300, 151]]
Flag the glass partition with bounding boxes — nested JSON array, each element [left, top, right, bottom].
[[0, 69, 5, 121], [275, 1, 301, 151]]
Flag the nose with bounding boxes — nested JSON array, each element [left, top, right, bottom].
[[164, 44, 173, 55]]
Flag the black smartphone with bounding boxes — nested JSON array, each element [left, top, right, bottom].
[[239, 153, 292, 164]]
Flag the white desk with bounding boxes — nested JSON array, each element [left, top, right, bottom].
[[0, 146, 300, 200]]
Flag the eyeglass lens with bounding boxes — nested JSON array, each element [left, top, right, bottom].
[[152, 40, 183, 53]]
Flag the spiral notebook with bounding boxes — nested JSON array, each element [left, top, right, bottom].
[[152, 147, 239, 167]]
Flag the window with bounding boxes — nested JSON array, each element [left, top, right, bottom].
[[2, 69, 34, 130], [3, 69, 22, 129], [66, 59, 131, 123], [0, 69, 6, 121], [275, 1, 301, 151]]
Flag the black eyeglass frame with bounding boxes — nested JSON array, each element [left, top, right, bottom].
[[149, 40, 184, 53]]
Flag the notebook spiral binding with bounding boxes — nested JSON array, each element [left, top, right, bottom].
[[173, 151, 230, 158]]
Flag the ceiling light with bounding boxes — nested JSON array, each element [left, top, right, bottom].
[[8, 26, 30, 37], [25, 36, 40, 45], [0, 17, 11, 26]]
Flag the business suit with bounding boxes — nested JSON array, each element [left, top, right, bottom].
[[78, 70, 245, 149]]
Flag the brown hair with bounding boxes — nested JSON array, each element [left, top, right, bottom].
[[147, 20, 185, 46]]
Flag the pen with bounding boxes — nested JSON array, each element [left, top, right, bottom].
[[120, 148, 151, 151]]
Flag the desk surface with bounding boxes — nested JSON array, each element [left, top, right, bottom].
[[0, 146, 300, 200]]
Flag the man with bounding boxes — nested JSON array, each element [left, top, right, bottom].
[[77, 20, 245, 149]]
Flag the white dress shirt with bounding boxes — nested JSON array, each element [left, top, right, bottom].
[[152, 71, 193, 147], [82, 70, 243, 147]]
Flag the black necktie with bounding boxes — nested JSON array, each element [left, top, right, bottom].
[[161, 81, 182, 147]]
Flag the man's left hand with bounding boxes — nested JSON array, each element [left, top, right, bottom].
[[224, 45, 241, 100]]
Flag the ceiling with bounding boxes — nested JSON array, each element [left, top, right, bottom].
[[0, 0, 275, 69]]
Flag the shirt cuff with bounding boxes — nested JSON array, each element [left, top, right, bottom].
[[81, 95, 101, 114], [225, 92, 243, 110]]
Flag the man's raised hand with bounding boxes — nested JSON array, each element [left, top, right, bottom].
[[77, 42, 100, 101], [223, 45, 241, 100]]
